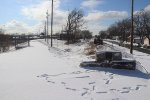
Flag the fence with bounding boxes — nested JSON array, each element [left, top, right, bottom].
[[0, 35, 30, 53]]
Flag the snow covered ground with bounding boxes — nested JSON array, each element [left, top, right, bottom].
[[0, 40, 149, 100]]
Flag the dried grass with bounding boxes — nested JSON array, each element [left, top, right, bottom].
[[84, 41, 96, 55]]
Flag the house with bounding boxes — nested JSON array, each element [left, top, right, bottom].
[[127, 35, 142, 44], [134, 37, 141, 44], [112, 36, 119, 40], [144, 36, 149, 46]]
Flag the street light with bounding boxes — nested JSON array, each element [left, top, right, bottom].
[[130, 0, 134, 54]]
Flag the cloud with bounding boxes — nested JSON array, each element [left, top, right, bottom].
[[144, 4, 150, 12], [2, 0, 129, 35], [81, 0, 104, 9], [85, 23, 108, 35], [21, 0, 68, 34], [21, 1, 50, 21], [4, 20, 43, 34], [84, 10, 128, 22], [134, 5, 150, 15], [83, 10, 128, 35]]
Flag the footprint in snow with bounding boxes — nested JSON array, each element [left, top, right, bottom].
[[110, 76, 114, 79], [122, 87, 131, 90], [37, 74, 49, 78], [75, 76, 90, 78], [61, 82, 66, 85], [41, 74, 49, 77], [92, 85, 95, 91], [71, 71, 82, 74], [81, 91, 88, 96], [112, 98, 120, 100], [110, 89, 117, 91], [89, 82, 96, 85], [105, 80, 110, 84], [66, 87, 78, 91], [120, 90, 130, 93], [48, 73, 66, 77], [96, 91, 108, 94], [135, 86, 140, 90], [83, 88, 89, 90], [47, 80, 55, 84], [137, 84, 147, 87]]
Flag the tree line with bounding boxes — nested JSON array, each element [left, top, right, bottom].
[[99, 9, 150, 45]]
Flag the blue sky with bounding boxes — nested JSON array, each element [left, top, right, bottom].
[[0, 0, 150, 34]]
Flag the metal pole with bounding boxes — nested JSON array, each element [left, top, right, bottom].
[[45, 21, 47, 42], [28, 35, 30, 46], [46, 10, 49, 44], [51, 0, 53, 47], [130, 0, 134, 54]]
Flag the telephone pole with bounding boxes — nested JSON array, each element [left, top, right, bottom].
[[130, 0, 134, 54], [46, 10, 49, 44], [50, 0, 54, 47]]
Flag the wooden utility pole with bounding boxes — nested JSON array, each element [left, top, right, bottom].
[[46, 10, 49, 44], [51, 0, 54, 47], [130, 0, 134, 54]]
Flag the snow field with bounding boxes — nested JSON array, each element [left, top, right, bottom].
[[0, 40, 149, 100]]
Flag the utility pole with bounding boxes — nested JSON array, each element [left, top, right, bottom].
[[46, 10, 49, 44], [45, 21, 47, 42], [130, 0, 134, 54], [51, 0, 54, 47]]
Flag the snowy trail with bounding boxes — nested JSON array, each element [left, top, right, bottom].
[[0, 40, 150, 100]]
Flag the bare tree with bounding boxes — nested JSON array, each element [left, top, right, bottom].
[[141, 10, 150, 44], [134, 11, 145, 43], [99, 30, 107, 39], [81, 30, 92, 40], [65, 9, 84, 43]]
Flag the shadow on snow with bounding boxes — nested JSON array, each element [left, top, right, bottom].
[[82, 66, 150, 80]]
